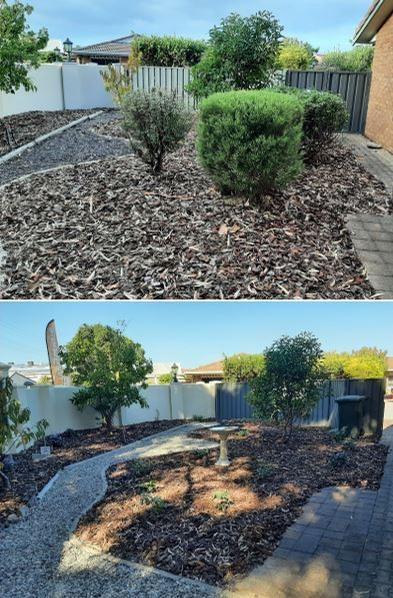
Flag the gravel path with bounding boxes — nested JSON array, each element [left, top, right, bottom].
[[0, 111, 131, 186], [0, 424, 219, 598]]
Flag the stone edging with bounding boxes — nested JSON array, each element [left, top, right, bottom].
[[0, 110, 103, 166]]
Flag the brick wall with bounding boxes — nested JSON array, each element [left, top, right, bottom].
[[365, 12, 393, 153]]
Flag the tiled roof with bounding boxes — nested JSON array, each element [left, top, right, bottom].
[[354, 0, 393, 43], [74, 35, 134, 57], [184, 359, 225, 375]]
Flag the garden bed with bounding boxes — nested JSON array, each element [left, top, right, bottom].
[[0, 130, 390, 299], [0, 420, 183, 527], [76, 423, 387, 587], [0, 110, 97, 157]]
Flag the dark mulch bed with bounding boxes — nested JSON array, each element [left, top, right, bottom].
[[0, 130, 390, 299], [0, 110, 97, 157], [0, 420, 183, 527], [91, 118, 127, 139], [76, 423, 387, 586]]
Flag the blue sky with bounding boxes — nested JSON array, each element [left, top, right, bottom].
[[1, 301, 392, 367], [28, 0, 371, 54]]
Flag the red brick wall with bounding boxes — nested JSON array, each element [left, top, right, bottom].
[[365, 12, 393, 153]]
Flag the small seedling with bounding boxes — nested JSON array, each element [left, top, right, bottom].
[[237, 429, 249, 438], [213, 490, 233, 513], [139, 480, 157, 493], [131, 460, 152, 476], [191, 415, 207, 422], [255, 461, 275, 479], [194, 449, 209, 459], [342, 438, 356, 451], [330, 428, 348, 442], [140, 493, 168, 512]]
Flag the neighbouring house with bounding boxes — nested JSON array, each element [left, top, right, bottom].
[[354, 0, 393, 152], [73, 35, 134, 65], [386, 356, 393, 398], [146, 362, 182, 385], [10, 372, 35, 387], [183, 359, 225, 383], [8, 363, 51, 384]]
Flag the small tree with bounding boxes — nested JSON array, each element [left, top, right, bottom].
[[158, 373, 173, 385], [322, 347, 387, 380], [37, 375, 52, 385], [223, 354, 265, 382], [187, 11, 283, 100], [320, 46, 374, 72], [121, 89, 193, 173], [277, 38, 316, 70], [101, 45, 141, 107], [0, 376, 48, 489], [0, 1, 48, 95], [60, 324, 153, 429], [249, 332, 326, 438]]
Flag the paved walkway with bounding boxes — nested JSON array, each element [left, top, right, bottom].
[[343, 135, 393, 298], [0, 424, 219, 598], [343, 134, 393, 195], [229, 426, 393, 598]]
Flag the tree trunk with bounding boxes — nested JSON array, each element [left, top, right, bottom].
[[0, 469, 11, 490]]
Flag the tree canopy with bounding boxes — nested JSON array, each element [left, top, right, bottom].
[[322, 348, 387, 379], [249, 332, 326, 437], [60, 324, 153, 428], [187, 11, 283, 100], [277, 37, 317, 70], [0, 0, 48, 94], [223, 354, 265, 382], [319, 46, 374, 72]]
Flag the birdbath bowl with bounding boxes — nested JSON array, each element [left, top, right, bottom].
[[210, 426, 239, 467]]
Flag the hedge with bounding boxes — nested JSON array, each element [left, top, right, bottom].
[[197, 89, 304, 198], [131, 35, 208, 67]]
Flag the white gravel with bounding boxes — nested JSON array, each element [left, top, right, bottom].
[[0, 424, 219, 598]]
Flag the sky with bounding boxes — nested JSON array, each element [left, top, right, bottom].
[[1, 301, 392, 367], [27, 0, 371, 54]]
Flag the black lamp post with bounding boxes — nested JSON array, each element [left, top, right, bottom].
[[171, 363, 179, 383], [63, 38, 73, 62]]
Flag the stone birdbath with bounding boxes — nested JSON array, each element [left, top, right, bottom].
[[210, 426, 239, 467]]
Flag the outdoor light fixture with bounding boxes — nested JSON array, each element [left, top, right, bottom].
[[171, 363, 179, 383], [63, 38, 73, 61]]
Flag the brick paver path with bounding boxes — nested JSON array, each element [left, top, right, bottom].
[[343, 134, 393, 195], [228, 426, 393, 598], [347, 214, 393, 299], [343, 134, 393, 299]]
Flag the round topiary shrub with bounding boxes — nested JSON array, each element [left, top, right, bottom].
[[273, 87, 349, 161], [197, 89, 304, 199]]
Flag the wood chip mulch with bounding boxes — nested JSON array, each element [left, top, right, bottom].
[[0, 420, 183, 527], [0, 110, 97, 157], [76, 423, 388, 587], [0, 129, 391, 299]]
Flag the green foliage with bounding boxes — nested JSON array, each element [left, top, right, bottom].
[[139, 480, 157, 493], [121, 89, 193, 173], [131, 35, 207, 67], [60, 323, 153, 428], [277, 38, 315, 70], [130, 460, 152, 476], [322, 348, 387, 380], [139, 478, 167, 512], [187, 11, 283, 100], [157, 373, 173, 385], [191, 415, 209, 422], [237, 429, 250, 438], [0, 377, 48, 488], [37, 375, 52, 385], [38, 50, 63, 63], [197, 89, 304, 198], [274, 87, 348, 160], [255, 460, 275, 479], [0, 0, 48, 94], [194, 449, 209, 458], [320, 46, 374, 72], [213, 490, 233, 512], [249, 332, 326, 437], [223, 354, 265, 383]]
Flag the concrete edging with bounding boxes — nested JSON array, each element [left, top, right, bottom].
[[0, 110, 103, 166]]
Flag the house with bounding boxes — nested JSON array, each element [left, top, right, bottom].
[[183, 359, 225, 383], [146, 362, 182, 385], [10, 372, 36, 387], [386, 356, 393, 397], [354, 0, 393, 152], [73, 35, 134, 65], [9, 363, 51, 384]]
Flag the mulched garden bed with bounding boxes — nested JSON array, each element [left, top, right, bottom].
[[91, 117, 128, 139], [0, 129, 390, 299], [0, 110, 97, 157], [76, 423, 387, 587], [0, 419, 183, 528]]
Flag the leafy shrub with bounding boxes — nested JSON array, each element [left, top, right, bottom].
[[131, 460, 152, 476], [277, 38, 316, 70], [237, 429, 250, 438], [274, 88, 348, 160], [121, 89, 193, 173], [213, 490, 233, 512], [224, 354, 265, 382], [197, 89, 304, 198], [320, 46, 374, 72], [322, 347, 387, 379], [187, 11, 283, 100], [131, 35, 207, 67]]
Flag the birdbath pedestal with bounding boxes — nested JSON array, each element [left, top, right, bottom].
[[211, 426, 238, 467]]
